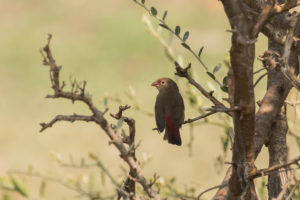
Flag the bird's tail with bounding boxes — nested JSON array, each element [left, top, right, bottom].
[[165, 115, 182, 146]]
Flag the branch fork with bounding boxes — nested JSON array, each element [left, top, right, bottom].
[[39, 34, 161, 199]]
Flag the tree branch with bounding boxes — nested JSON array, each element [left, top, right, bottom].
[[250, 155, 300, 179], [40, 34, 161, 199], [174, 62, 231, 116], [40, 114, 94, 132], [181, 111, 217, 125], [110, 105, 137, 199]]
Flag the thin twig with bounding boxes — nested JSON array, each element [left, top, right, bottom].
[[181, 111, 217, 125], [174, 62, 231, 116], [250, 155, 300, 179], [254, 72, 268, 88], [285, 100, 300, 107], [40, 34, 160, 199], [252, 0, 300, 37], [110, 105, 137, 198], [9, 170, 102, 199], [40, 114, 94, 132], [254, 68, 266, 74], [132, 0, 225, 86], [196, 183, 228, 200]]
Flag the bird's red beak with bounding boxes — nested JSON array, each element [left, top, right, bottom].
[[151, 80, 159, 87]]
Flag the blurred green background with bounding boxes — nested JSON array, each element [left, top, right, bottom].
[[0, 0, 299, 199]]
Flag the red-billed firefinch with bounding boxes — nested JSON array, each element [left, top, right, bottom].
[[151, 78, 184, 146]]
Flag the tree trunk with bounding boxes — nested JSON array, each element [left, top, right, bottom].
[[221, 0, 257, 199]]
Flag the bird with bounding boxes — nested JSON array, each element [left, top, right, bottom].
[[151, 78, 185, 146]]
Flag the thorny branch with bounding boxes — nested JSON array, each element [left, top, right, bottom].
[[40, 34, 161, 199]]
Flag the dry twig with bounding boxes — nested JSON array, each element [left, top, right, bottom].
[[40, 34, 161, 199], [174, 62, 231, 116], [250, 155, 300, 179]]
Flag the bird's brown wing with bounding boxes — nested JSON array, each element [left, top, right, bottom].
[[172, 92, 185, 127], [155, 95, 166, 132]]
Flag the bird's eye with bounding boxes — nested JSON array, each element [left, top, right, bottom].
[[161, 81, 165, 84]]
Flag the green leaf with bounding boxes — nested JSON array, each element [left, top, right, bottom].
[[128, 143, 135, 151], [162, 10, 168, 21], [169, 177, 176, 184], [158, 24, 169, 30], [103, 97, 108, 107], [2, 194, 10, 200], [213, 64, 221, 74], [206, 72, 216, 80], [150, 7, 157, 16], [39, 181, 46, 197], [188, 95, 197, 105], [296, 138, 300, 150], [80, 158, 85, 167], [117, 118, 124, 129], [141, 0, 145, 4], [220, 135, 229, 152], [223, 53, 230, 68], [223, 76, 228, 86], [27, 164, 33, 174], [121, 129, 127, 137], [101, 171, 106, 186], [198, 46, 204, 57], [0, 177, 14, 189], [89, 174, 96, 193], [183, 31, 189, 42], [175, 26, 180, 35], [181, 43, 190, 50], [10, 175, 30, 197], [221, 86, 228, 93]]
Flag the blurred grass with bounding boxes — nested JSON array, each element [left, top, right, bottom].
[[0, 0, 299, 199]]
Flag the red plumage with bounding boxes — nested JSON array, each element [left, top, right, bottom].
[[151, 78, 184, 146], [165, 114, 181, 145]]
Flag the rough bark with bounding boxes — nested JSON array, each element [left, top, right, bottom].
[[215, 1, 300, 199], [265, 37, 295, 200], [221, 1, 257, 199], [267, 105, 289, 199]]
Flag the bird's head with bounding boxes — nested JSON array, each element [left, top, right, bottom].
[[151, 78, 178, 91]]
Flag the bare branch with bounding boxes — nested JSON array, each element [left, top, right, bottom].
[[252, 0, 275, 37], [213, 167, 232, 200], [197, 183, 228, 200], [280, 12, 300, 91], [40, 114, 94, 132], [181, 111, 217, 125], [285, 100, 300, 107], [254, 72, 268, 88], [250, 156, 300, 179], [285, 181, 299, 200], [10, 170, 104, 200], [252, 0, 300, 37], [110, 105, 137, 198], [174, 62, 231, 116], [40, 35, 161, 199]]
